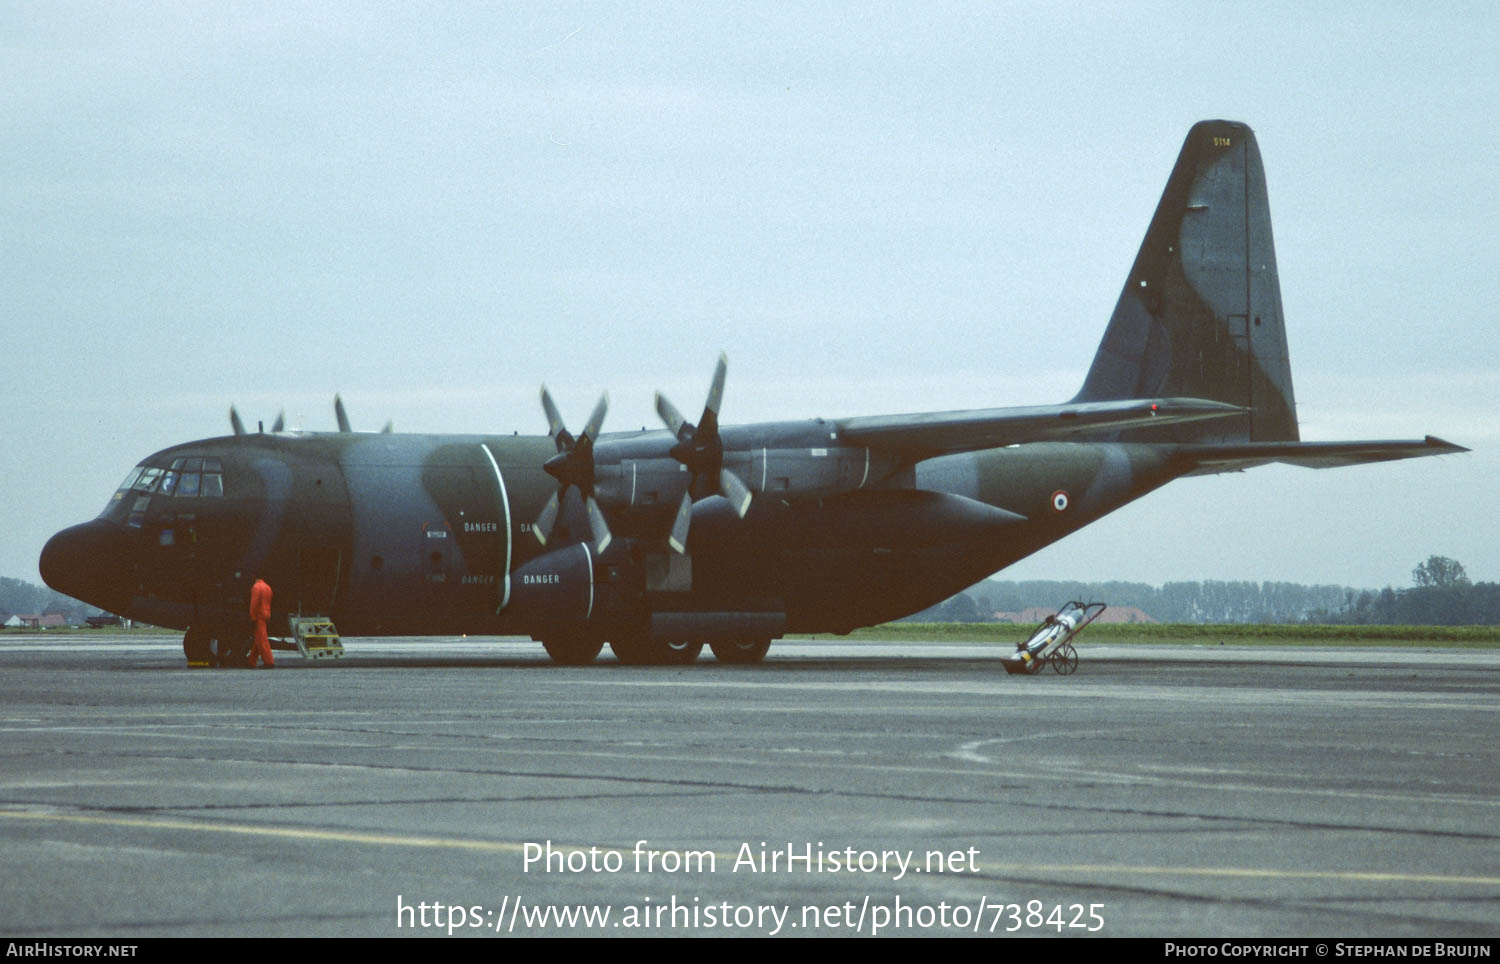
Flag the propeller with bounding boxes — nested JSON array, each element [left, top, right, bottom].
[[654, 353, 752, 554], [229, 407, 286, 435], [229, 398, 387, 435], [533, 387, 612, 554], [333, 395, 392, 433]]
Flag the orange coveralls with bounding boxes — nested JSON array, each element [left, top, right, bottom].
[[249, 578, 275, 668]]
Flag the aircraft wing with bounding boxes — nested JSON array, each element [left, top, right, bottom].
[[836, 397, 1245, 460], [1176, 436, 1469, 475]]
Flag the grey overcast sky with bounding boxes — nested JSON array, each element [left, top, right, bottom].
[[4, 2, 1496, 591]]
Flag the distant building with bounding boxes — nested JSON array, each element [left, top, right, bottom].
[[5, 613, 66, 629]]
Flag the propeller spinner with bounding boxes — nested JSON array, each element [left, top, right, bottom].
[[654, 353, 752, 553], [533, 388, 612, 554]]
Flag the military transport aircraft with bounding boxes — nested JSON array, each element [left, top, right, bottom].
[[40, 120, 1465, 666]]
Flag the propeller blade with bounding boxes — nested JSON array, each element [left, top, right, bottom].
[[540, 386, 568, 447], [667, 490, 693, 554], [703, 352, 727, 419], [334, 395, 351, 433], [533, 491, 560, 546], [381, 420, 393, 434], [655, 392, 691, 441], [581, 393, 608, 442], [720, 468, 752, 518], [271, 410, 285, 433], [584, 496, 613, 555], [229, 407, 245, 437]]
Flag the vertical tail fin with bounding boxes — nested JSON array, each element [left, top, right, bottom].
[[1074, 120, 1298, 442]]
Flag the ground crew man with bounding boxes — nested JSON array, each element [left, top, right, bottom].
[[249, 576, 275, 668]]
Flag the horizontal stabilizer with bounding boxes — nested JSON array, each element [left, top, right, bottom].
[[1178, 436, 1468, 474], [838, 397, 1245, 461]]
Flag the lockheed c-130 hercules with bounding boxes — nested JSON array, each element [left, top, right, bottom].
[[40, 120, 1465, 666]]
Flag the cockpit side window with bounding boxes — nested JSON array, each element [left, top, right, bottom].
[[104, 466, 145, 517]]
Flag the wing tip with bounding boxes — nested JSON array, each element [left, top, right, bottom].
[[1424, 435, 1471, 455]]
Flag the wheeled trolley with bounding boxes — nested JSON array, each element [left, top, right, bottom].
[[1001, 601, 1106, 676]]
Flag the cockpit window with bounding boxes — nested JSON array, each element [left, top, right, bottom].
[[104, 457, 226, 519], [159, 456, 224, 498]]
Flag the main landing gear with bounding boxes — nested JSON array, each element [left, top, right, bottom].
[[537, 634, 773, 665], [709, 638, 772, 664], [609, 634, 703, 666], [540, 635, 605, 665]]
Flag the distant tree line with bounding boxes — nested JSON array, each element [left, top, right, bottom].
[[910, 557, 1499, 626], [1309, 557, 1500, 626], [909, 579, 1351, 624]]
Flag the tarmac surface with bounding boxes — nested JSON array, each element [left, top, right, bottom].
[[1, 633, 1497, 938]]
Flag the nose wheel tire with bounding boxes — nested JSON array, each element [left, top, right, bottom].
[[216, 630, 252, 668], [183, 628, 212, 667]]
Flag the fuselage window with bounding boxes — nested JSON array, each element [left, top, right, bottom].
[[178, 472, 201, 497], [133, 468, 163, 493], [160, 471, 179, 496], [201, 473, 224, 497]]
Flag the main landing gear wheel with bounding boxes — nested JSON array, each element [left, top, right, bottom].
[[541, 636, 604, 666], [1050, 642, 1078, 675], [610, 635, 703, 666], [709, 638, 771, 664]]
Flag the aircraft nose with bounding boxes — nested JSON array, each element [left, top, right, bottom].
[[40, 520, 133, 612]]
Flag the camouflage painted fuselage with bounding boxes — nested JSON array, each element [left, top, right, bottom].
[[45, 424, 1182, 640]]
